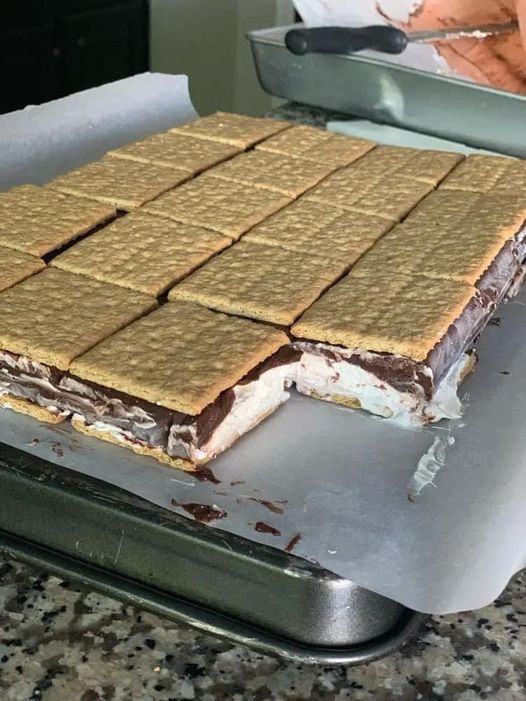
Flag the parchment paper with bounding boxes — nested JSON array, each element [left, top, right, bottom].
[[1, 74, 525, 615]]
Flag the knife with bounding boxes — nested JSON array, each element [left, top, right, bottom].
[[285, 22, 519, 56]]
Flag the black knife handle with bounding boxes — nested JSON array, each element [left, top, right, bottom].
[[285, 26, 408, 56]]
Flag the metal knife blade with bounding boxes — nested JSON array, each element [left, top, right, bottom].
[[408, 21, 519, 44]]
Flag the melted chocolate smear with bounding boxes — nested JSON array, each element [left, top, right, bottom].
[[52, 442, 64, 458], [193, 467, 221, 485], [255, 521, 281, 537], [29, 438, 40, 446], [230, 480, 245, 487], [171, 499, 227, 524], [249, 498, 286, 515], [489, 317, 502, 326], [284, 533, 302, 553]]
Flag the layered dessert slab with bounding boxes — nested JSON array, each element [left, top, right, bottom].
[[47, 156, 190, 210], [169, 240, 348, 325], [143, 174, 291, 239], [205, 150, 337, 198], [439, 154, 526, 194], [255, 124, 376, 167], [243, 198, 393, 261], [59, 302, 294, 470], [0, 184, 115, 256], [171, 111, 291, 148], [0, 247, 45, 292], [0, 267, 156, 422], [106, 131, 241, 174], [51, 211, 230, 297], [291, 190, 526, 425]]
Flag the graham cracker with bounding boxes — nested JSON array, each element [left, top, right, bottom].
[[0, 267, 157, 370], [243, 198, 393, 261], [0, 184, 115, 257], [47, 156, 190, 210], [440, 155, 517, 192], [206, 150, 335, 198], [69, 300, 289, 415], [143, 174, 291, 239], [306, 172, 433, 222], [71, 416, 198, 471], [0, 246, 45, 292], [291, 270, 476, 361], [0, 394, 68, 424], [356, 192, 526, 285], [52, 211, 230, 296], [351, 146, 463, 185], [171, 112, 291, 148], [107, 131, 241, 174], [255, 124, 376, 167], [168, 240, 348, 325]]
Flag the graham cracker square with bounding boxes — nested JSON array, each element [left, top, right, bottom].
[[0, 184, 115, 257], [143, 174, 291, 239], [106, 131, 241, 174], [354, 192, 526, 286], [206, 150, 336, 198], [0, 267, 156, 369], [70, 300, 289, 415], [243, 198, 393, 262], [255, 124, 376, 167], [351, 146, 463, 185], [52, 211, 231, 296], [306, 171, 433, 222], [47, 156, 190, 210], [172, 112, 291, 148], [168, 240, 348, 325], [439, 154, 519, 193], [291, 269, 476, 361], [0, 246, 45, 292]]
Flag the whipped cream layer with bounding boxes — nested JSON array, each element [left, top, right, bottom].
[[0, 346, 301, 466]]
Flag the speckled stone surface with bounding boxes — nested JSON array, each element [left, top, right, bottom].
[[0, 557, 524, 701]]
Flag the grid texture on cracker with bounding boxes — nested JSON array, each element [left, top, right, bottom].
[[47, 157, 190, 210], [106, 131, 241, 174], [291, 270, 476, 361], [0, 184, 115, 257], [171, 112, 291, 148], [169, 240, 348, 325], [0, 268, 157, 370], [255, 124, 376, 167], [143, 174, 291, 239], [354, 191, 526, 285], [349, 146, 464, 186], [306, 171, 433, 222], [0, 246, 45, 292], [243, 199, 393, 261], [51, 211, 231, 296], [439, 154, 524, 193], [206, 150, 336, 198], [70, 300, 289, 415]]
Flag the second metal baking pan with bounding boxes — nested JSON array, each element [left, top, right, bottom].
[[249, 25, 526, 157]]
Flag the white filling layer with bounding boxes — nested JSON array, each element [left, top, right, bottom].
[[294, 342, 470, 427], [192, 363, 292, 462]]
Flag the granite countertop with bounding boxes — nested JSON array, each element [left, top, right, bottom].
[[0, 558, 524, 701], [1, 104, 525, 700]]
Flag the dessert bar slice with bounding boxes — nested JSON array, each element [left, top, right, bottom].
[[47, 156, 189, 210], [169, 240, 348, 325], [143, 174, 291, 239], [172, 111, 291, 148], [440, 154, 526, 193], [106, 131, 241, 174], [255, 124, 375, 167], [66, 302, 296, 469], [52, 211, 230, 296], [0, 184, 115, 256]]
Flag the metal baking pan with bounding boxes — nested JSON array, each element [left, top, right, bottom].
[[249, 25, 526, 157], [0, 443, 424, 664]]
